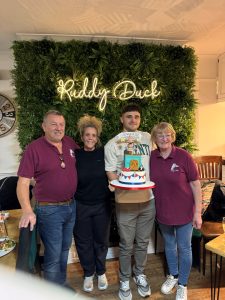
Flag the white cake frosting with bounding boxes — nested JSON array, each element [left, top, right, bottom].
[[119, 170, 146, 185]]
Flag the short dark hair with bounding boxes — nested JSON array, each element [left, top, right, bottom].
[[121, 103, 141, 115]]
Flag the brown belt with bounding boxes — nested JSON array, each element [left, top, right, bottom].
[[37, 199, 73, 206]]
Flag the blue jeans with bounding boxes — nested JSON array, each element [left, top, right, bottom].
[[36, 200, 76, 285], [159, 222, 193, 285]]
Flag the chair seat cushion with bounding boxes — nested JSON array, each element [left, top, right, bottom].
[[200, 221, 223, 238]]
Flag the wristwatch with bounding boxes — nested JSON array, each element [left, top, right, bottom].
[[0, 94, 16, 137]]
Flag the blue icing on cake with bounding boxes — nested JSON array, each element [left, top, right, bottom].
[[124, 154, 142, 170], [119, 153, 146, 185]]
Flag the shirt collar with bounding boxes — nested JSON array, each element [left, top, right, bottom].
[[156, 145, 176, 159], [42, 135, 65, 149]]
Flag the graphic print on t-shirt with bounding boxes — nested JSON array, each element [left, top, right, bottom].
[[171, 163, 179, 172]]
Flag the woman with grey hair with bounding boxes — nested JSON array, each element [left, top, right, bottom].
[[150, 122, 202, 300]]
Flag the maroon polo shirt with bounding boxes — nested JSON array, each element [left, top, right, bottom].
[[18, 136, 79, 202], [150, 146, 199, 225]]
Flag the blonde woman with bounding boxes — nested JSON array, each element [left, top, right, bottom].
[[73, 115, 112, 293], [150, 122, 202, 300]]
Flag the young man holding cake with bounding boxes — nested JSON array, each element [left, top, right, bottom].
[[105, 103, 155, 300]]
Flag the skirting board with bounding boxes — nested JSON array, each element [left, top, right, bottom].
[[67, 235, 164, 264]]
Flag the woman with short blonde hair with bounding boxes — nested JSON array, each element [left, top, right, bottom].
[[150, 122, 202, 300], [151, 122, 176, 145], [77, 115, 102, 147], [73, 114, 112, 293]]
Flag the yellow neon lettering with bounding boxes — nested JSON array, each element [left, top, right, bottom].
[[57, 79, 74, 102], [113, 80, 136, 100], [56, 77, 160, 112]]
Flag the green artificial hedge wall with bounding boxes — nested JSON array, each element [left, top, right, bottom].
[[12, 39, 197, 151]]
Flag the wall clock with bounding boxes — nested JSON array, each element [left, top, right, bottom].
[[0, 94, 16, 137]]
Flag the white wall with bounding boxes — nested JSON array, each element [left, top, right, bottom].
[[195, 54, 225, 157], [0, 50, 21, 179], [0, 130, 21, 179]]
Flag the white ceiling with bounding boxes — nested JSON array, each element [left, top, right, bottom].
[[1, 0, 225, 55]]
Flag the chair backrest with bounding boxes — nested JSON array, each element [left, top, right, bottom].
[[16, 225, 41, 274], [0, 176, 33, 210], [0, 176, 21, 210], [194, 155, 223, 181]]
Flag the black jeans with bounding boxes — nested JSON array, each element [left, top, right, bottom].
[[74, 201, 111, 277]]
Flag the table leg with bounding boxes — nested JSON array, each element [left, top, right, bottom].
[[210, 253, 223, 300], [217, 256, 222, 300], [213, 255, 218, 300], [210, 252, 213, 300]]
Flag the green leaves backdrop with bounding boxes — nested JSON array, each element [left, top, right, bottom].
[[12, 39, 197, 151]]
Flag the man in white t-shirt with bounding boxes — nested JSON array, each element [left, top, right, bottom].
[[104, 103, 155, 300]]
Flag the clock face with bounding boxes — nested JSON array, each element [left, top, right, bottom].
[[0, 94, 16, 137]]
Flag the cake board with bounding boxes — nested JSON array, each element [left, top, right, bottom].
[[110, 180, 155, 191]]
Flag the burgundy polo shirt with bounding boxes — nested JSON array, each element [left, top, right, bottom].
[[150, 146, 199, 225], [18, 136, 79, 202]]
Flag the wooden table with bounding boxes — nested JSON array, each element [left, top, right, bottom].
[[0, 209, 22, 269], [205, 234, 225, 300]]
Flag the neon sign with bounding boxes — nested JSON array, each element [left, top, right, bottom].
[[57, 77, 160, 112]]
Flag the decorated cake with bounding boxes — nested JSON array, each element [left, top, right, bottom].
[[118, 142, 146, 185], [119, 168, 146, 185]]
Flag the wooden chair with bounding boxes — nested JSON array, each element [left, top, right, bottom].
[[16, 225, 42, 275], [0, 177, 21, 210], [194, 156, 222, 181], [194, 155, 223, 275], [0, 176, 33, 210]]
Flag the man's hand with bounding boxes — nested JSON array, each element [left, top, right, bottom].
[[19, 211, 36, 231], [108, 182, 115, 192], [17, 176, 36, 230], [106, 172, 118, 192]]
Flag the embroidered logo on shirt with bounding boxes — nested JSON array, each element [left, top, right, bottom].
[[171, 163, 179, 172], [70, 149, 75, 157]]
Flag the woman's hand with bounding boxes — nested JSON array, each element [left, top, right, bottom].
[[193, 211, 202, 229]]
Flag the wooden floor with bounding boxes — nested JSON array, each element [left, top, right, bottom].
[[67, 252, 225, 300]]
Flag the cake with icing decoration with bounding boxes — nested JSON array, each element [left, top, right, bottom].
[[118, 145, 146, 185]]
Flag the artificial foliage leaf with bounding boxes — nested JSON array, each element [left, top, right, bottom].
[[12, 39, 197, 151]]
